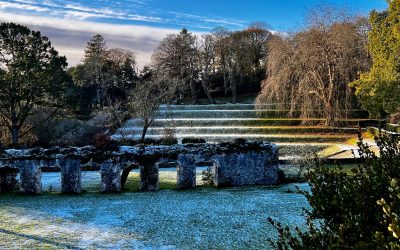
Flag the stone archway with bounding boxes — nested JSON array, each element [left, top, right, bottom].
[[120, 162, 139, 190], [0, 166, 19, 192]]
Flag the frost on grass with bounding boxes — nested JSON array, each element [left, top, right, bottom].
[[0, 171, 309, 249]]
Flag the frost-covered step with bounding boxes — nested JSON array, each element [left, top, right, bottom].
[[157, 109, 297, 119], [119, 126, 361, 135], [113, 133, 354, 143], [159, 103, 287, 111], [125, 118, 330, 127], [156, 109, 367, 119]]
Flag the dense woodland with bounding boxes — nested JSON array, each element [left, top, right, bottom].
[[0, 3, 399, 146]]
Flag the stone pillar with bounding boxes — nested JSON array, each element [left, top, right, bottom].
[[60, 160, 81, 194], [177, 154, 196, 189], [139, 161, 159, 191], [101, 161, 121, 193], [19, 160, 42, 194]]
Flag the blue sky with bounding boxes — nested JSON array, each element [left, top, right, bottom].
[[0, 0, 388, 67]]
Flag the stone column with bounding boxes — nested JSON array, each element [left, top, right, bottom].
[[139, 161, 159, 191], [19, 160, 42, 194], [60, 160, 81, 194], [101, 161, 121, 193], [177, 154, 196, 189]]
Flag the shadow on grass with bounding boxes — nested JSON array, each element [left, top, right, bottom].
[[0, 228, 81, 249]]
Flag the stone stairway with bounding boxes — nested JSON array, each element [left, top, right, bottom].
[[113, 103, 368, 159]]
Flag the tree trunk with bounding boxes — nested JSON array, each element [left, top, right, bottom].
[[223, 71, 228, 96], [190, 78, 198, 104], [202, 77, 215, 104], [325, 101, 335, 126], [141, 121, 150, 142], [230, 71, 238, 104], [11, 124, 19, 146]]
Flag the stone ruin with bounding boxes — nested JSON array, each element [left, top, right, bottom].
[[0, 141, 279, 195]]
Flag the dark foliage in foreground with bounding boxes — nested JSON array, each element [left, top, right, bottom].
[[269, 133, 400, 249]]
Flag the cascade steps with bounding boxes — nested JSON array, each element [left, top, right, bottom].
[[156, 109, 367, 119], [114, 103, 371, 159], [124, 118, 375, 127]]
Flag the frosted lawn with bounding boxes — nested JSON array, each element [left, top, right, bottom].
[[0, 170, 309, 249]]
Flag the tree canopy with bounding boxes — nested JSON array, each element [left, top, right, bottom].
[[257, 10, 370, 125], [350, 0, 400, 119], [68, 35, 137, 116], [0, 22, 69, 145]]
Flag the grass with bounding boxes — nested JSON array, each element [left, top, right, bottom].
[[123, 172, 179, 191], [0, 170, 310, 249], [316, 132, 375, 158]]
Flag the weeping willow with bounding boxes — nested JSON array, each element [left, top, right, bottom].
[[257, 20, 370, 126]]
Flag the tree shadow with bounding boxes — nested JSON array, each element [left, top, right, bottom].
[[0, 228, 81, 249]]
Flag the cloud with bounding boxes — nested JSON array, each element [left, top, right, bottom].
[[0, 1, 49, 12], [0, 0, 251, 68], [0, 12, 182, 68]]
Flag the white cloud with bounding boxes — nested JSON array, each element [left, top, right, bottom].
[[0, 12, 182, 68], [0, 1, 49, 12]]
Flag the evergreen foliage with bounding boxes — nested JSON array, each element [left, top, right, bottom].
[[351, 0, 400, 119], [0, 22, 70, 145], [269, 133, 400, 249]]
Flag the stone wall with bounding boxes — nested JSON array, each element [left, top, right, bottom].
[[212, 150, 279, 187], [0, 140, 280, 194]]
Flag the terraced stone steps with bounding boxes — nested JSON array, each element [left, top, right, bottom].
[[124, 118, 374, 127], [119, 126, 361, 135], [156, 109, 367, 119], [116, 133, 355, 143], [160, 103, 285, 110], [115, 102, 371, 159]]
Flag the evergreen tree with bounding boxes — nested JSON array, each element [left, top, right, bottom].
[[0, 22, 69, 145], [83, 34, 107, 107], [351, 0, 400, 119]]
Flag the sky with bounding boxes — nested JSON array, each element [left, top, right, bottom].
[[0, 0, 388, 68]]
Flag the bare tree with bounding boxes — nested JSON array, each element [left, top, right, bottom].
[[152, 29, 200, 104], [257, 7, 371, 125], [128, 76, 175, 142], [212, 27, 231, 96], [200, 34, 217, 103], [225, 24, 271, 103]]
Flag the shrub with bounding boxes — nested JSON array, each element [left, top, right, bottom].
[[161, 127, 178, 145], [269, 133, 400, 249], [201, 167, 214, 186], [182, 138, 206, 144]]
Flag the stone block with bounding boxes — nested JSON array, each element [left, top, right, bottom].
[[60, 160, 81, 194], [20, 161, 42, 194], [101, 161, 121, 192], [177, 154, 196, 189], [212, 148, 279, 187]]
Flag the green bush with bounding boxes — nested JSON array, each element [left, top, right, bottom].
[[269, 133, 400, 249]]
